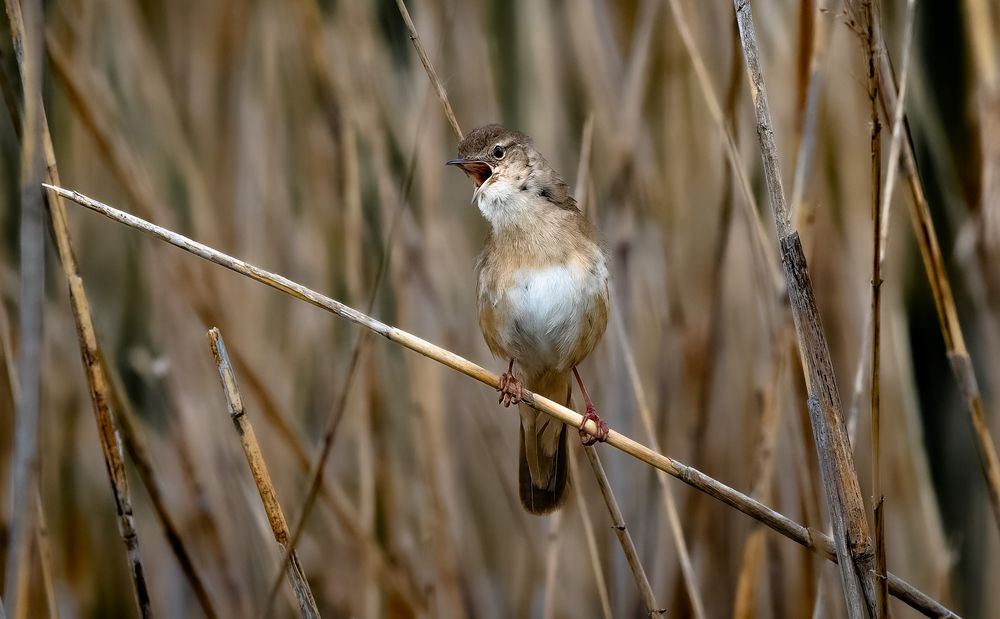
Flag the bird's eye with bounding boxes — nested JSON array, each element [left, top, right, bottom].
[[492, 145, 505, 159]]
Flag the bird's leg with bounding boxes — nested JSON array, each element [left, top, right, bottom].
[[497, 359, 523, 407], [573, 367, 609, 445]]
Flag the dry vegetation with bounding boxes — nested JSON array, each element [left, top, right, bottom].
[[1, 0, 999, 617]]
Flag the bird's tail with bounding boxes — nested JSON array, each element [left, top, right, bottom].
[[518, 372, 571, 514]]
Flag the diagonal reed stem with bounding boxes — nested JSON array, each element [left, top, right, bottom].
[[44, 183, 958, 618]]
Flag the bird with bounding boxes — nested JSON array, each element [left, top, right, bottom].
[[448, 124, 610, 514]]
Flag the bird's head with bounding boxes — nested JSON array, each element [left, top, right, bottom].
[[448, 124, 566, 229]]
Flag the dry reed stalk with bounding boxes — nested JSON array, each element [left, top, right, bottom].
[[732, 2, 876, 616], [207, 328, 320, 619], [3, 0, 44, 611], [860, 1, 888, 615], [2, 3, 154, 616], [612, 306, 705, 618], [45, 184, 958, 618], [568, 452, 613, 619], [102, 361, 222, 619], [582, 446, 663, 617], [867, 14, 1000, 534]]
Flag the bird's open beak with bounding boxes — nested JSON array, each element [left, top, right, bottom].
[[446, 158, 493, 188]]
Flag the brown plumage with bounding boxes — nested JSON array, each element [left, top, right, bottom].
[[449, 124, 610, 513]]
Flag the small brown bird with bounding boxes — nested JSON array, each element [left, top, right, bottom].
[[448, 125, 610, 514]]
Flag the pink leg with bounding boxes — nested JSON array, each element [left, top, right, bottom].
[[497, 359, 523, 407], [573, 367, 609, 445]]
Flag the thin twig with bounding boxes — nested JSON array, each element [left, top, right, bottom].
[[46, 183, 958, 618], [207, 329, 320, 619], [582, 447, 663, 617], [732, 2, 877, 616], [394, 0, 463, 141]]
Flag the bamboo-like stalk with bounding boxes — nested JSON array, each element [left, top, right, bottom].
[[45, 183, 958, 618], [207, 328, 320, 619], [731, 2, 876, 617]]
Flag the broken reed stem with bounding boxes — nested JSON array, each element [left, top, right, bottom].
[[870, 10, 1000, 535], [863, 0, 888, 614], [45, 184, 958, 618], [103, 360, 222, 619], [582, 446, 663, 617], [394, 0, 463, 141], [1, 2, 153, 614], [207, 329, 320, 619], [612, 304, 705, 619], [732, 2, 877, 617]]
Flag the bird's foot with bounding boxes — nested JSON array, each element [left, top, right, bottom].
[[497, 371, 523, 407], [579, 406, 609, 445]]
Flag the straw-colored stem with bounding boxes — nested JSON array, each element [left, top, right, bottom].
[[732, 2, 876, 616], [45, 183, 957, 618], [207, 329, 320, 619], [861, 1, 888, 616]]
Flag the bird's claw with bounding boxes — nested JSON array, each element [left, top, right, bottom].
[[497, 371, 523, 407], [579, 407, 609, 445]]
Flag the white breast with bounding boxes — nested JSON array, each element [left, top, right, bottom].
[[498, 260, 608, 375]]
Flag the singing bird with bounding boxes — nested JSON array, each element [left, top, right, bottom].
[[448, 125, 610, 513]]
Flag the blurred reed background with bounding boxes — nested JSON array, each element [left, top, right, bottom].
[[0, 0, 998, 617]]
